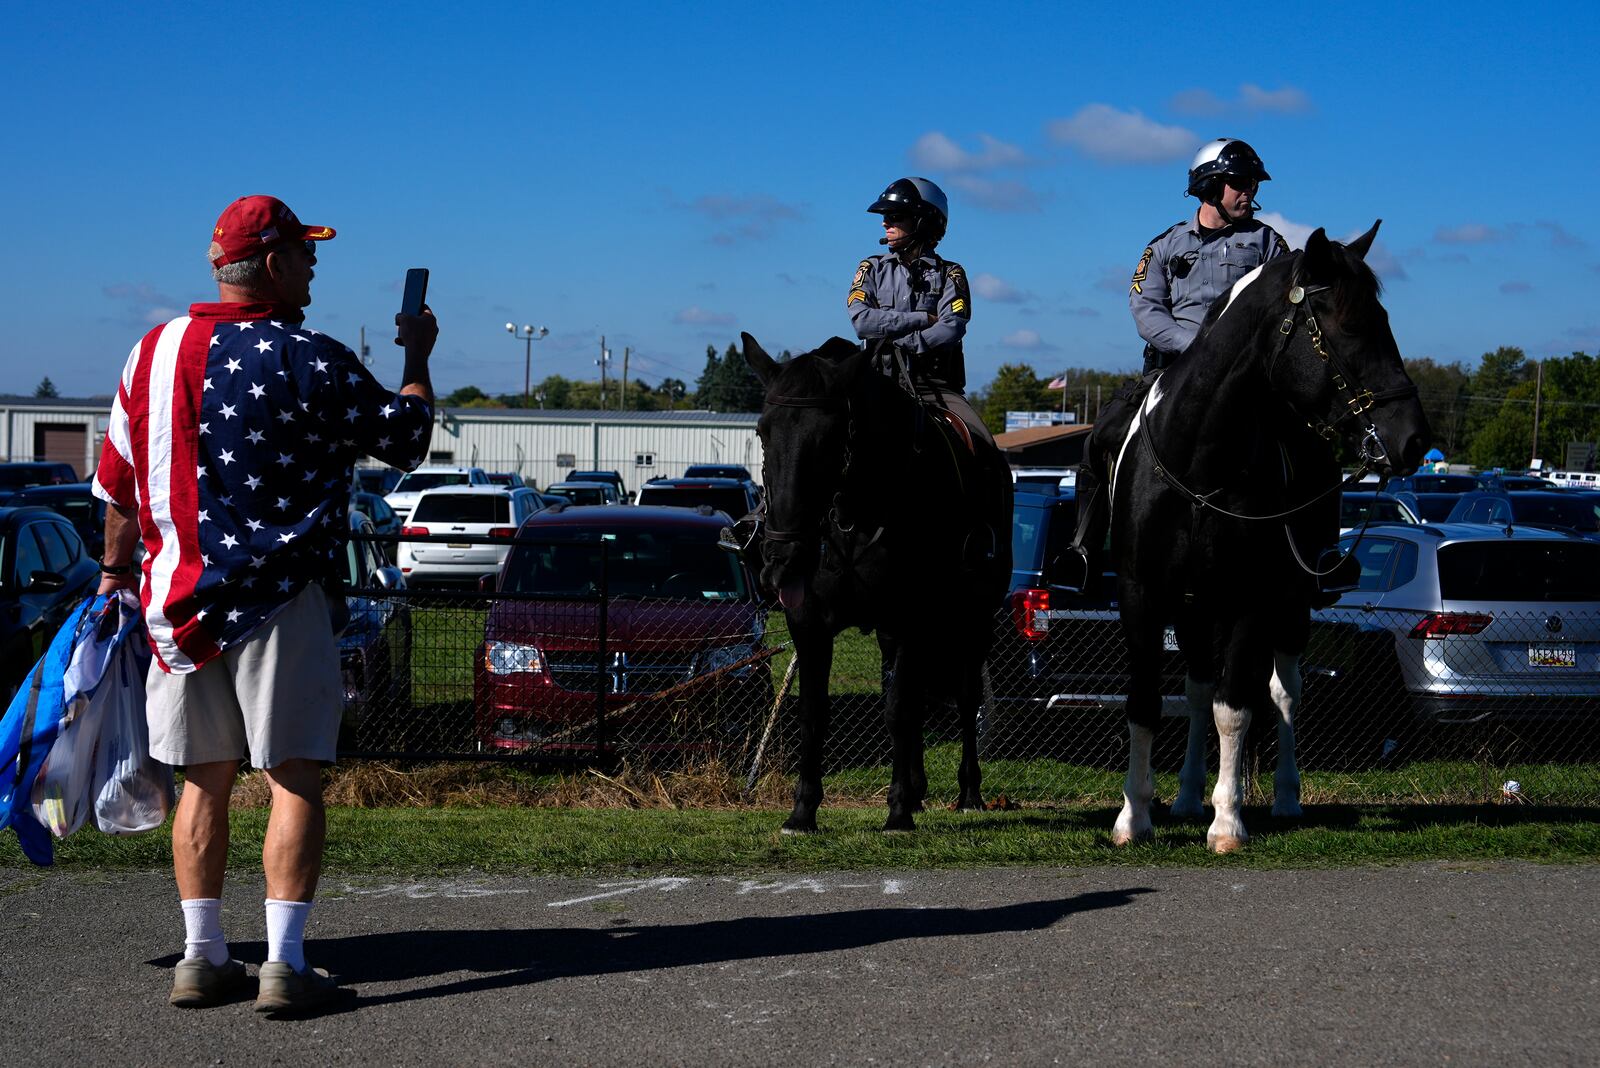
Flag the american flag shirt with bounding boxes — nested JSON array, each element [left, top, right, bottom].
[[92, 301, 433, 674]]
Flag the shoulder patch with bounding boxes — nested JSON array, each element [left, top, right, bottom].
[[852, 259, 871, 289], [1130, 245, 1154, 295], [1273, 232, 1290, 256]]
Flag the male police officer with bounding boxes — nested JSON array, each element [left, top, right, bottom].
[[1063, 139, 1288, 591], [849, 176, 1008, 566]]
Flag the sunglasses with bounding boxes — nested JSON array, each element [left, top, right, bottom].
[[302, 240, 318, 256], [884, 213, 912, 226]]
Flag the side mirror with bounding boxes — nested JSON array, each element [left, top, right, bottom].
[[478, 573, 498, 594], [26, 570, 68, 593], [374, 566, 406, 590]]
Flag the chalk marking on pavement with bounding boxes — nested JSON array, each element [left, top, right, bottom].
[[546, 877, 693, 907]]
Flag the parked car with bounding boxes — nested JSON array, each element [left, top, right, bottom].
[[0, 462, 78, 494], [0, 506, 100, 703], [1313, 522, 1600, 736], [352, 467, 403, 495], [635, 476, 759, 519], [397, 486, 546, 587], [1012, 467, 1077, 493], [545, 481, 621, 507], [384, 465, 491, 524], [2, 482, 106, 559], [1547, 470, 1600, 491], [683, 464, 754, 482], [1384, 473, 1480, 495], [338, 511, 413, 749], [351, 490, 401, 556], [566, 469, 630, 502], [485, 471, 527, 488], [1478, 474, 1557, 491], [1339, 491, 1420, 534], [1446, 490, 1600, 537], [474, 505, 771, 754], [1386, 490, 1461, 524]]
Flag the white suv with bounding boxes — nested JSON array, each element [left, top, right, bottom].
[[385, 465, 490, 524], [397, 486, 545, 586]]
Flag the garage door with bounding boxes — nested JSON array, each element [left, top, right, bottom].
[[33, 423, 85, 478]]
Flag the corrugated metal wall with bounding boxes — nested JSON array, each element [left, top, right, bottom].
[[1, 404, 107, 478]]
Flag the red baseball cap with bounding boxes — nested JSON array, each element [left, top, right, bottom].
[[207, 195, 336, 268]]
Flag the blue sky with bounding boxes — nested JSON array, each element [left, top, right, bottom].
[[4, 1, 1597, 401]]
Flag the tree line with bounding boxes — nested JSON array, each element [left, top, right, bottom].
[[437, 342, 1600, 471]]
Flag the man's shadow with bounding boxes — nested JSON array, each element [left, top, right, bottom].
[[152, 887, 1152, 1015]]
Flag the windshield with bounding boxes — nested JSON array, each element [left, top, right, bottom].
[[1412, 494, 1458, 521], [394, 472, 470, 493], [1509, 495, 1600, 532], [504, 528, 749, 601], [636, 486, 750, 517], [549, 485, 606, 505], [1439, 541, 1600, 601], [1341, 495, 1409, 527], [413, 493, 509, 523], [1410, 475, 1478, 493]]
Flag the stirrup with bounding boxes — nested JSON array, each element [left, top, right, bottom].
[[1055, 545, 1093, 595]]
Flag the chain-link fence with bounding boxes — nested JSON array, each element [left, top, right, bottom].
[[339, 532, 1600, 808]]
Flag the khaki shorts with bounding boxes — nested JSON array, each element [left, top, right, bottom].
[[146, 584, 344, 769]]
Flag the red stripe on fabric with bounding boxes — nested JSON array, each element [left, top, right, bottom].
[[93, 381, 138, 506], [125, 325, 168, 670], [164, 319, 220, 667]]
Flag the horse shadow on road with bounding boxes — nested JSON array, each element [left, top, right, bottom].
[[159, 886, 1152, 1016]]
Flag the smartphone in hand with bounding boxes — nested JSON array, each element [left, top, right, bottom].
[[400, 268, 429, 317]]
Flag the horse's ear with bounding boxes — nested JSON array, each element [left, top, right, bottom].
[[814, 336, 860, 363], [742, 332, 779, 386], [1345, 219, 1382, 262], [1301, 227, 1332, 280]]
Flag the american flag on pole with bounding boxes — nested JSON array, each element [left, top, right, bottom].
[[94, 303, 433, 674], [1046, 375, 1067, 389]]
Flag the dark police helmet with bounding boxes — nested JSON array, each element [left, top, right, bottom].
[[1186, 139, 1272, 198], [868, 177, 949, 245]]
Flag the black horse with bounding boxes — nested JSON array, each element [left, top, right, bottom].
[[1106, 222, 1429, 852], [741, 333, 1010, 832]]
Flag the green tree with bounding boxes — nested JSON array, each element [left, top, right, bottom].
[[657, 378, 688, 410], [442, 384, 490, 407], [34, 377, 58, 399], [1403, 357, 1471, 459], [977, 363, 1047, 435]]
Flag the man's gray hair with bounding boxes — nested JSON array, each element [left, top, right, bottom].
[[212, 252, 267, 286]]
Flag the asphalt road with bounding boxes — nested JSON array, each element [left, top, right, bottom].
[[2, 862, 1596, 1066]]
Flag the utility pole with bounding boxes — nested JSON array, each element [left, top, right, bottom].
[[358, 326, 371, 367], [621, 346, 631, 411], [597, 336, 610, 410], [1531, 357, 1544, 470]]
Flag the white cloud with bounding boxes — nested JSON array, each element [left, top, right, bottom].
[[972, 272, 1028, 303], [908, 131, 1029, 172], [1239, 84, 1313, 114], [1047, 104, 1200, 164], [672, 306, 735, 326], [947, 174, 1044, 213], [1435, 223, 1505, 244], [1001, 329, 1054, 351], [1258, 212, 1315, 250]]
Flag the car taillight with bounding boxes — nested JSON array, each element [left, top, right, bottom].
[[488, 527, 517, 538], [401, 525, 430, 537], [1011, 588, 1050, 641], [1409, 612, 1493, 638]]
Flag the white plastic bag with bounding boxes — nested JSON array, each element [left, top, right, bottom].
[[92, 632, 172, 835], [29, 599, 120, 838]]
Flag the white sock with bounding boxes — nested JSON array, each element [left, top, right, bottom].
[[180, 898, 230, 967], [265, 898, 312, 972]]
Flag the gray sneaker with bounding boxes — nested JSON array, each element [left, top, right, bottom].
[[169, 957, 253, 1008], [255, 961, 351, 1015]]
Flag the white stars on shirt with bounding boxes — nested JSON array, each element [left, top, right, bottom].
[[275, 452, 294, 467], [235, 321, 255, 331], [248, 382, 266, 399], [199, 422, 210, 436], [345, 406, 361, 423], [346, 372, 361, 386], [376, 436, 391, 450], [245, 474, 262, 490], [210, 334, 221, 348], [202, 377, 214, 392], [218, 449, 236, 466], [224, 357, 242, 373], [220, 533, 238, 549], [380, 404, 395, 418], [277, 531, 297, 544], [227, 609, 242, 623], [219, 403, 238, 420], [246, 429, 265, 444], [278, 578, 293, 592], [254, 338, 273, 355], [196, 509, 210, 524], [246, 518, 264, 532], [277, 409, 296, 423], [250, 555, 266, 569], [311, 356, 327, 372]]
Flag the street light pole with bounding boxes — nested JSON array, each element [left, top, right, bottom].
[[505, 322, 548, 406]]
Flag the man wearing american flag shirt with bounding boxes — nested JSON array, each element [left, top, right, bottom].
[[92, 194, 438, 1015]]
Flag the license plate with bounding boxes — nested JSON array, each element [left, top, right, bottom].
[[1528, 644, 1575, 667], [448, 542, 471, 549], [1163, 627, 1179, 652]]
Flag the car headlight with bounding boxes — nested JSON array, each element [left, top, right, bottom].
[[484, 640, 544, 674], [700, 643, 757, 676]]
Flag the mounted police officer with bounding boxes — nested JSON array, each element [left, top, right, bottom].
[[1063, 139, 1289, 591], [849, 176, 1009, 568]]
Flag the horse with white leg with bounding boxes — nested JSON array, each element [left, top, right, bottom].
[[1105, 222, 1429, 852]]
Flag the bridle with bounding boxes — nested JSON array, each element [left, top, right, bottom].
[[1137, 256, 1417, 526]]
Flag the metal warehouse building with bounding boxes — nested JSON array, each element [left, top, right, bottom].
[[0, 396, 763, 490]]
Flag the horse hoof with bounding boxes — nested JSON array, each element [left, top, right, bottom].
[[780, 820, 818, 836], [1207, 834, 1247, 854], [955, 799, 985, 813], [1111, 827, 1153, 847], [1271, 800, 1304, 819], [882, 815, 916, 833], [1169, 797, 1206, 820]]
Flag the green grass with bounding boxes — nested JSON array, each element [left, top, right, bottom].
[[4, 805, 1597, 875]]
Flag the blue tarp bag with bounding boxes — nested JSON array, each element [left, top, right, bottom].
[[0, 595, 98, 866]]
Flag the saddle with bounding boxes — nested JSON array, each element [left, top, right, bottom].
[[930, 405, 975, 456]]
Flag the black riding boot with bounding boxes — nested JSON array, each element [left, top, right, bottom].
[[1059, 462, 1106, 595]]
